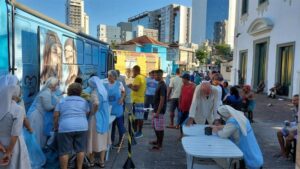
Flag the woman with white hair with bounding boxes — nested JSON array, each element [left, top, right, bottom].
[[104, 70, 126, 148], [212, 105, 263, 169], [28, 77, 59, 147], [0, 85, 31, 169], [87, 76, 110, 168]]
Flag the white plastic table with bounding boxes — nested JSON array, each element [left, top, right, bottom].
[[106, 115, 116, 161], [182, 136, 243, 169], [182, 124, 207, 136]]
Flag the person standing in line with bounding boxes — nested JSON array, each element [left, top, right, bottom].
[[144, 71, 158, 120], [178, 74, 196, 138], [103, 70, 126, 148], [124, 68, 134, 116], [149, 70, 167, 151], [53, 83, 89, 169], [241, 85, 255, 123], [167, 68, 182, 128], [211, 73, 225, 107], [128, 65, 146, 138], [186, 81, 219, 125], [86, 77, 110, 168], [0, 85, 32, 169], [27, 77, 59, 147]]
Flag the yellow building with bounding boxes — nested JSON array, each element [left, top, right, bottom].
[[114, 50, 160, 76]]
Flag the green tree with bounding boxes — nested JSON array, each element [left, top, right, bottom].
[[214, 44, 232, 60], [195, 47, 209, 65]]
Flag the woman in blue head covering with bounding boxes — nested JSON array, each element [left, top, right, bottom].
[[212, 105, 263, 169], [86, 76, 110, 168], [27, 77, 59, 147]]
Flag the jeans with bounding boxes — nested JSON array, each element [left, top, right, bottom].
[[111, 115, 126, 144]]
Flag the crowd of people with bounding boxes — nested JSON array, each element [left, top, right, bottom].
[[0, 66, 297, 169]]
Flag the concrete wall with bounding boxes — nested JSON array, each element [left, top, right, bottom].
[[232, 0, 300, 97]]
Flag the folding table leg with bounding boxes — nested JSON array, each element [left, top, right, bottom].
[[226, 158, 233, 169], [186, 154, 193, 169]]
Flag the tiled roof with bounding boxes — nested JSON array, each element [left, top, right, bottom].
[[121, 35, 168, 47]]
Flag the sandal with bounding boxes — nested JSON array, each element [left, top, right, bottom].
[[96, 162, 105, 168], [149, 146, 161, 152]]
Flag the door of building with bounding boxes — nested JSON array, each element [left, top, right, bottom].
[[254, 42, 267, 89], [277, 44, 294, 96], [239, 51, 248, 85]]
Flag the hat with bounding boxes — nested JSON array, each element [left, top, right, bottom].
[[182, 73, 190, 80]]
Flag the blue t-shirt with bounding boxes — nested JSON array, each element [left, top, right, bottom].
[[145, 77, 158, 96], [55, 96, 90, 133]]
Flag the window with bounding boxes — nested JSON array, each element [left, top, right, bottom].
[[92, 46, 99, 65], [241, 0, 248, 15], [153, 47, 158, 53], [259, 0, 267, 5], [76, 39, 84, 64], [84, 43, 92, 64]]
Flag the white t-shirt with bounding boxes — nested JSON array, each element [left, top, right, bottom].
[[169, 75, 183, 99]]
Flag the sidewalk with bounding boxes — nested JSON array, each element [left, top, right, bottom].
[[96, 93, 296, 169]]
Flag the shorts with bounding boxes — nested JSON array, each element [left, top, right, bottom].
[[179, 112, 189, 126], [152, 114, 165, 131], [144, 95, 154, 108], [57, 131, 87, 156], [168, 98, 179, 113], [133, 103, 144, 120]]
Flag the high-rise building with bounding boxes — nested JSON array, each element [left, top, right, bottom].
[[97, 24, 121, 44], [117, 22, 133, 43], [191, 0, 230, 45], [66, 0, 89, 34], [83, 12, 89, 34], [214, 20, 228, 44], [128, 4, 191, 45]]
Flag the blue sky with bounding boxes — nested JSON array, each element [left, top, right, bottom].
[[17, 0, 192, 37]]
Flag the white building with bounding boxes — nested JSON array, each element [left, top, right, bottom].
[[128, 4, 191, 45], [97, 24, 121, 44], [66, 0, 89, 34], [232, 0, 300, 98], [83, 12, 89, 34], [192, 0, 236, 47], [134, 25, 158, 41]]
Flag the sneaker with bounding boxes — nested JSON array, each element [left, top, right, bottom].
[[134, 132, 143, 138]]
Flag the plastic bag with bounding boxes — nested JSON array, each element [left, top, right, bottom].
[[23, 129, 46, 169]]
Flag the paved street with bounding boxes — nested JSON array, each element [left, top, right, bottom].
[[96, 94, 296, 169]]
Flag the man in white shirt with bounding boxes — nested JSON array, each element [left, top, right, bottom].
[[186, 81, 219, 125], [167, 68, 183, 128]]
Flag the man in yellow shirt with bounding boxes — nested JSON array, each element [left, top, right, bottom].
[[128, 65, 146, 138]]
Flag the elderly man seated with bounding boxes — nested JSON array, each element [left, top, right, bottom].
[[275, 94, 299, 158]]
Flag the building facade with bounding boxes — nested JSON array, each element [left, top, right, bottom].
[[134, 25, 158, 41], [117, 22, 133, 43], [128, 4, 191, 45], [65, 0, 89, 34], [214, 20, 228, 44], [192, 0, 231, 45], [232, 0, 300, 98], [118, 36, 171, 74], [97, 24, 121, 44]]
